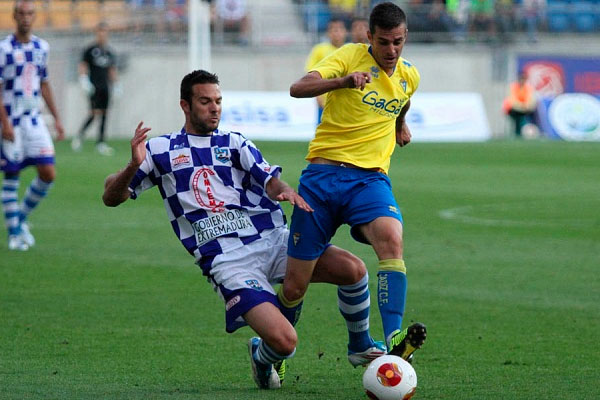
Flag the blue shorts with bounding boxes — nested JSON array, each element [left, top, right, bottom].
[[287, 163, 403, 260]]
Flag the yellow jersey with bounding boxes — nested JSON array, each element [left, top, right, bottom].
[[307, 43, 420, 174], [305, 42, 340, 71]]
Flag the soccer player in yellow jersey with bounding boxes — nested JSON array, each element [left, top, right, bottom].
[[305, 18, 347, 122], [279, 2, 427, 366]]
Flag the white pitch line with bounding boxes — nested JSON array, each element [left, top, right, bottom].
[[438, 204, 592, 228]]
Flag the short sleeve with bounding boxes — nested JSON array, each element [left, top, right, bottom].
[[128, 142, 158, 199]]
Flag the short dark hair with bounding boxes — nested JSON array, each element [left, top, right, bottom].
[[369, 2, 407, 33], [180, 70, 219, 103]]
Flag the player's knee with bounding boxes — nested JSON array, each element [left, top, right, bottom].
[[346, 255, 367, 284], [282, 281, 307, 302], [38, 168, 55, 183], [268, 328, 297, 356]]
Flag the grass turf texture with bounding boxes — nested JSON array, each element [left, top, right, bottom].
[[1, 139, 599, 399]]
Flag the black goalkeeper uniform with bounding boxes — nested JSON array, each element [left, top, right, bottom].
[[81, 44, 116, 110]]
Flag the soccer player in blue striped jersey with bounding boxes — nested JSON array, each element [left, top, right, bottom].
[[0, 0, 64, 251], [282, 2, 427, 364], [102, 70, 379, 390]]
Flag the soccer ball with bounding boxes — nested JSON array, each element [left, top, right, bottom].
[[521, 123, 540, 139], [363, 355, 417, 400]]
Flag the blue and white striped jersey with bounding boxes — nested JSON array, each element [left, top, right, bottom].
[[0, 34, 49, 124], [129, 128, 287, 270]]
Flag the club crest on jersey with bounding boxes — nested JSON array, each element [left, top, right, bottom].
[[245, 279, 263, 290], [172, 153, 191, 168], [400, 79, 407, 92], [214, 147, 230, 163], [370, 66, 380, 79], [192, 168, 225, 212]]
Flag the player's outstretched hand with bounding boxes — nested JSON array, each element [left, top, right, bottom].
[[131, 121, 150, 167], [345, 72, 372, 90], [276, 189, 314, 213]]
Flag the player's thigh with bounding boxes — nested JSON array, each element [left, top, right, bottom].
[[359, 216, 404, 258], [287, 166, 339, 260], [311, 244, 366, 285], [344, 172, 403, 245]]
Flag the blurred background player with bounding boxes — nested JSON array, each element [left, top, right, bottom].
[[304, 18, 347, 123], [0, 0, 64, 251], [350, 17, 369, 43], [282, 2, 427, 364], [502, 70, 538, 138], [102, 70, 380, 389], [72, 22, 118, 156]]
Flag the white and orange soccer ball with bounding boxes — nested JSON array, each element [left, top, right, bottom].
[[363, 355, 417, 400]]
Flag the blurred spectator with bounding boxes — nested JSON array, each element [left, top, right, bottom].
[[305, 18, 347, 122], [129, 0, 166, 37], [350, 17, 368, 43], [469, 0, 495, 39], [328, 0, 370, 26], [446, 0, 470, 40], [165, 0, 187, 35], [503, 71, 538, 138], [520, 0, 546, 43], [494, 0, 515, 40], [407, 0, 456, 41], [212, 0, 250, 45]]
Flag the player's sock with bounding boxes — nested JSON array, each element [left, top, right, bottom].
[[79, 115, 94, 138], [377, 259, 407, 343], [253, 338, 295, 365], [338, 272, 374, 352], [2, 174, 21, 236], [20, 176, 53, 223], [276, 288, 303, 327], [98, 113, 107, 143]]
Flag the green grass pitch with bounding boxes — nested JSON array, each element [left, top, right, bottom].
[[1, 139, 599, 399]]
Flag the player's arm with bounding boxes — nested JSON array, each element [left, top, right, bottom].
[[103, 122, 150, 207], [290, 70, 371, 98], [395, 99, 411, 147], [40, 81, 65, 141], [0, 84, 14, 141], [265, 177, 313, 212]]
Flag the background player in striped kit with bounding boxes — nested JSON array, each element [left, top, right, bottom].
[[102, 70, 381, 390], [0, 0, 64, 251]]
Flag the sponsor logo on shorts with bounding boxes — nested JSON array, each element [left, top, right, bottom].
[[225, 295, 241, 311], [39, 147, 54, 156], [245, 279, 263, 290], [293, 232, 300, 246], [388, 205, 399, 214]]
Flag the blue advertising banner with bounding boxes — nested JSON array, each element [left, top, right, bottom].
[[517, 56, 600, 98], [517, 56, 600, 141]]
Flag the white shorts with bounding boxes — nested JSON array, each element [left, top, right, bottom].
[[209, 226, 289, 332], [0, 116, 55, 173]]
